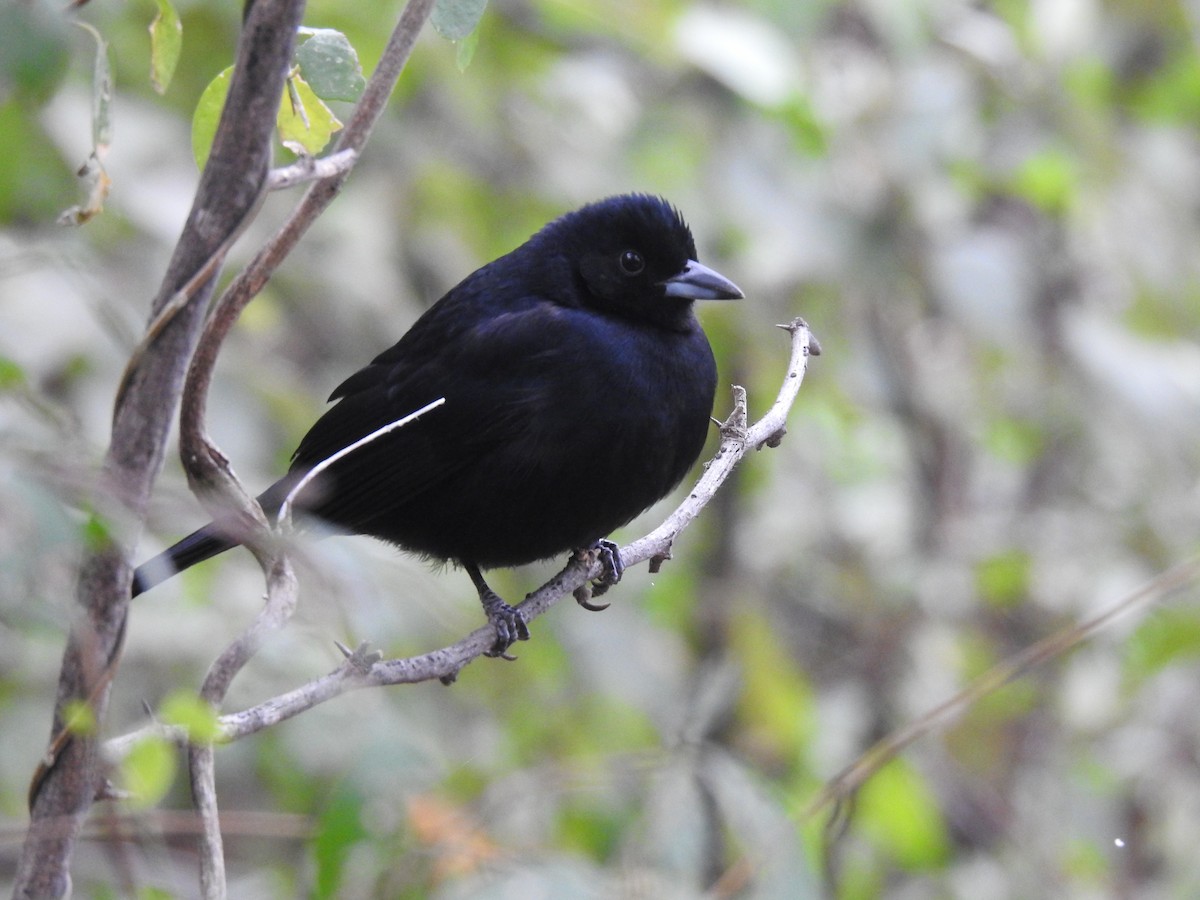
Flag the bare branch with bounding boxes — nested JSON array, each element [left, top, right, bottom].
[[188, 745, 224, 900], [179, 0, 439, 502], [266, 148, 358, 192], [14, 2, 307, 895], [178, 0, 438, 593], [620, 317, 820, 572], [96, 320, 818, 757], [167, 4, 436, 893]]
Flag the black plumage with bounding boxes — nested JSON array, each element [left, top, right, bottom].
[[133, 194, 743, 654]]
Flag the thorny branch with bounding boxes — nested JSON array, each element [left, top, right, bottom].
[[104, 319, 819, 766]]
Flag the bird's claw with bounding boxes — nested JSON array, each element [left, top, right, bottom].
[[574, 584, 610, 612], [573, 539, 624, 611], [479, 589, 530, 658], [591, 538, 624, 596]]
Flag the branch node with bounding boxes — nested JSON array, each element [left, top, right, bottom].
[[761, 426, 787, 449], [266, 148, 360, 192], [719, 386, 749, 442], [648, 546, 674, 574]]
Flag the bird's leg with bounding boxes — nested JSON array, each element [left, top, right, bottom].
[[464, 562, 530, 658]]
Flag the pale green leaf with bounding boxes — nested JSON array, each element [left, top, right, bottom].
[[62, 699, 96, 736], [277, 73, 342, 157], [191, 66, 233, 170], [148, 0, 182, 95], [74, 21, 112, 153], [160, 691, 223, 743], [122, 737, 176, 808], [455, 28, 480, 72], [858, 759, 950, 869]]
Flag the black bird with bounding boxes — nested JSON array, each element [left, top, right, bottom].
[[132, 194, 743, 655]]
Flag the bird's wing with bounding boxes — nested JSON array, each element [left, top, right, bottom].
[[276, 300, 584, 529]]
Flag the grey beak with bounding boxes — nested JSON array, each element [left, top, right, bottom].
[[662, 259, 744, 301]]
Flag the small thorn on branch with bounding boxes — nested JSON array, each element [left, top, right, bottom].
[[336, 640, 383, 673], [777, 317, 822, 355]]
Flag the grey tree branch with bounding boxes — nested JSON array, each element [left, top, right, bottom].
[[101, 320, 818, 762], [266, 148, 358, 192], [170, 2, 436, 894], [179, 0, 438, 496], [13, 2, 307, 896]]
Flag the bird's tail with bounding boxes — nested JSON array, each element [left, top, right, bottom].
[[131, 525, 238, 597], [131, 477, 306, 597]]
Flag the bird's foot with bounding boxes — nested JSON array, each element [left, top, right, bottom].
[[479, 588, 530, 659], [574, 539, 624, 611], [592, 539, 625, 589]]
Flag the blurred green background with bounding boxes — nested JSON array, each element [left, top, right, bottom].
[[3, 0, 1200, 896]]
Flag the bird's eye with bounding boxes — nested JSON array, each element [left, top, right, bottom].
[[618, 249, 645, 275]]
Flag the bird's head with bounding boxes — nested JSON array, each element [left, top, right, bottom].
[[539, 194, 743, 330]]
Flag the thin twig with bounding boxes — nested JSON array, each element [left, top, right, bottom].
[[172, 4, 438, 894], [266, 148, 358, 192], [188, 745, 224, 900], [179, 0, 438, 484], [101, 319, 818, 756]]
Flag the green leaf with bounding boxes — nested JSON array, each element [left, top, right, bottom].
[[857, 758, 950, 870], [975, 550, 1031, 608], [296, 29, 365, 102], [779, 95, 827, 157], [1129, 52, 1200, 124], [0, 356, 26, 390], [1011, 148, 1076, 215], [191, 66, 233, 170], [122, 737, 176, 808], [1126, 606, 1200, 684], [148, 0, 182, 95], [984, 417, 1044, 465], [432, 0, 488, 41], [731, 611, 816, 759], [455, 28, 480, 73], [0, 2, 70, 104], [62, 700, 97, 736], [160, 691, 223, 743], [312, 788, 367, 899], [80, 511, 115, 553], [1064, 57, 1115, 113], [277, 73, 342, 156], [75, 21, 112, 153]]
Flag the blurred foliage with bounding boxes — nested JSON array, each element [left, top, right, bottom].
[[3, 0, 1200, 896]]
